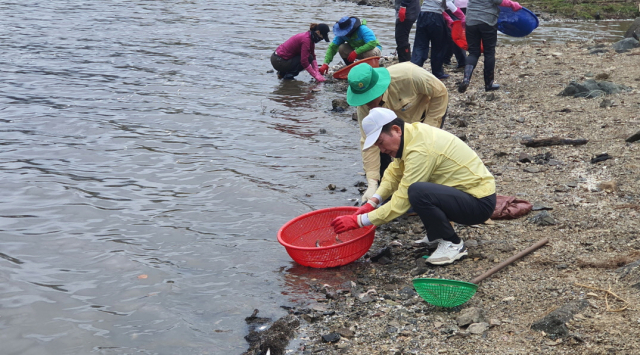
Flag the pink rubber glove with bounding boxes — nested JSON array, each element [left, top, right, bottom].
[[398, 7, 406, 22], [354, 200, 375, 215], [443, 12, 454, 29], [306, 60, 326, 82], [452, 8, 466, 23], [500, 0, 522, 11], [331, 215, 361, 234], [347, 51, 358, 63]]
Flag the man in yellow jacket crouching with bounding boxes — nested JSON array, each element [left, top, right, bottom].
[[331, 107, 496, 265]]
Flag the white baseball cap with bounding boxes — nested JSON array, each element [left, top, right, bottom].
[[362, 107, 397, 150]]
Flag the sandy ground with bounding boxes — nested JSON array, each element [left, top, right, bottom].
[[268, 39, 640, 355]]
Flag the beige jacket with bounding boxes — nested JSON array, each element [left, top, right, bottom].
[[357, 62, 449, 181]]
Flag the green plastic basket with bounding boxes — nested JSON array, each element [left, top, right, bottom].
[[412, 278, 478, 308], [413, 239, 550, 308]]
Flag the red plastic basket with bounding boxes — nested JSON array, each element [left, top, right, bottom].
[[332, 56, 381, 80], [277, 207, 376, 268]]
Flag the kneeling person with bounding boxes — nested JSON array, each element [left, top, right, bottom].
[[331, 108, 496, 265]]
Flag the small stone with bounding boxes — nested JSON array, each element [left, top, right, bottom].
[[591, 153, 612, 163], [595, 73, 609, 80], [528, 211, 556, 226], [524, 166, 540, 173], [489, 319, 502, 327], [321, 332, 341, 343], [468, 322, 490, 334], [502, 296, 515, 302], [597, 180, 617, 192], [532, 202, 553, 211], [518, 152, 532, 163], [336, 327, 355, 338], [457, 307, 487, 327], [586, 292, 599, 299], [327, 184, 336, 190], [626, 130, 640, 143], [456, 118, 468, 127]]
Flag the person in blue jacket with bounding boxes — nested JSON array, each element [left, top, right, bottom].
[[319, 16, 382, 75]]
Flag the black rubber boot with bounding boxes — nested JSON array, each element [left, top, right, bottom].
[[397, 44, 412, 63], [341, 57, 353, 66], [484, 69, 500, 91], [457, 64, 475, 93]]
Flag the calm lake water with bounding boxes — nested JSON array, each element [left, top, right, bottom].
[[0, 0, 632, 353]]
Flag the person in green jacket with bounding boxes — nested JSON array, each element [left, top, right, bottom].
[[319, 16, 382, 75], [330, 107, 496, 265]]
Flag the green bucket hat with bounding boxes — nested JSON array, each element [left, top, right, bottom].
[[346, 63, 391, 106]]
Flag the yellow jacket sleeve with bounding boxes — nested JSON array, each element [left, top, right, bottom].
[[357, 104, 381, 182]]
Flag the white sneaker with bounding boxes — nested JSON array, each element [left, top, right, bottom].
[[413, 236, 442, 248], [426, 240, 468, 265]]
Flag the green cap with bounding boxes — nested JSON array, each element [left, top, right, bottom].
[[346, 63, 391, 106]]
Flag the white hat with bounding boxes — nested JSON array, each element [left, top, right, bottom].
[[362, 107, 397, 150]]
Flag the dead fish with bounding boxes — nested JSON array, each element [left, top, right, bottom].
[[316, 240, 320, 247], [335, 236, 344, 244]]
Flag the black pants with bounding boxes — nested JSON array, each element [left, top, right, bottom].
[[444, 27, 467, 67], [465, 23, 497, 75], [408, 182, 496, 244], [395, 15, 417, 60], [270, 52, 313, 78], [411, 12, 447, 77]]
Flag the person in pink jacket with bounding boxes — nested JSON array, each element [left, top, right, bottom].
[[271, 23, 330, 81]]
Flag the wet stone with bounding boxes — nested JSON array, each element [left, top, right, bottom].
[[331, 99, 349, 112]]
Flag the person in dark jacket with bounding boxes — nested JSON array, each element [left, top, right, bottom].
[[411, 0, 457, 80], [458, 0, 522, 92], [271, 23, 330, 81], [394, 0, 421, 62]]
